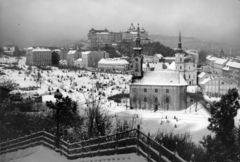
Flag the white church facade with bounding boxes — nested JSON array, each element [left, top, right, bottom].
[[129, 27, 189, 111]]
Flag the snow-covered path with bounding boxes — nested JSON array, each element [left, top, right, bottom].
[[1, 146, 147, 162]]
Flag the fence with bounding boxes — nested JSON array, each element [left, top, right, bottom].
[[0, 126, 189, 162]]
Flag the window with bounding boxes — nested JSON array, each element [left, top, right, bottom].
[[144, 97, 147, 102], [155, 89, 158, 93], [166, 97, 169, 103], [144, 88, 147, 92], [155, 98, 158, 102], [166, 89, 169, 93]]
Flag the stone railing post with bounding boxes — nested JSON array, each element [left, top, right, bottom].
[[136, 125, 140, 155], [172, 141, 178, 162], [116, 129, 119, 155], [147, 132, 150, 162], [97, 132, 100, 156], [158, 142, 163, 162]]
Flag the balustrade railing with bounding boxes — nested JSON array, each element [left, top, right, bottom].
[[0, 126, 188, 162]]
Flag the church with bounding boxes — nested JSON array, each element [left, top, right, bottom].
[[129, 26, 193, 111]]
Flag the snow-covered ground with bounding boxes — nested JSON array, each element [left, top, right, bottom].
[[0, 57, 214, 144], [2, 145, 147, 162]]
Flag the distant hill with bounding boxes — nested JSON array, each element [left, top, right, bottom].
[[149, 34, 229, 52]]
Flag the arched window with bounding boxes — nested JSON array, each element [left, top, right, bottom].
[[166, 89, 169, 93], [166, 97, 169, 103], [155, 89, 158, 93], [144, 97, 147, 102], [144, 88, 147, 92]]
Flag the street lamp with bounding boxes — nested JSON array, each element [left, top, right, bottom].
[[54, 89, 63, 150]]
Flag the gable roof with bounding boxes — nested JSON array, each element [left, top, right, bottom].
[[155, 54, 163, 58], [167, 61, 176, 70], [227, 61, 240, 69], [67, 50, 77, 55], [131, 71, 188, 86], [214, 58, 228, 65]]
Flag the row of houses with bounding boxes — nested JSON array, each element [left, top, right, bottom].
[[205, 55, 240, 84], [198, 55, 240, 97]]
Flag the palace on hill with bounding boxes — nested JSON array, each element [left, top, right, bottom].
[[87, 23, 150, 48]]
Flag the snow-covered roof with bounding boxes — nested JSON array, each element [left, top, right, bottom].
[[32, 49, 51, 52], [164, 62, 170, 67], [164, 57, 175, 60], [53, 49, 61, 52], [167, 61, 176, 70], [200, 77, 211, 84], [208, 57, 218, 61], [98, 58, 129, 65], [200, 76, 238, 85], [187, 86, 200, 93], [75, 58, 82, 62], [222, 66, 229, 71], [67, 50, 77, 55], [133, 47, 142, 50], [155, 54, 163, 58], [198, 72, 206, 78], [27, 47, 33, 50], [227, 61, 240, 69], [214, 58, 228, 65], [132, 71, 188, 86], [206, 55, 212, 60], [82, 51, 91, 55]]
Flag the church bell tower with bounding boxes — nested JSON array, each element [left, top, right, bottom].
[[131, 24, 143, 80]]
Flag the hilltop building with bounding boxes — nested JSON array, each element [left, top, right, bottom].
[[87, 23, 150, 48]]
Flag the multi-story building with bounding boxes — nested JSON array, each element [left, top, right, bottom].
[[122, 23, 148, 43], [213, 58, 228, 75], [87, 24, 149, 48], [199, 76, 239, 97], [60, 48, 70, 60], [129, 27, 188, 111], [223, 61, 240, 85], [67, 50, 81, 67], [26, 47, 34, 65], [82, 51, 109, 68], [153, 54, 163, 63], [26, 48, 52, 66], [167, 33, 198, 86], [98, 58, 129, 72]]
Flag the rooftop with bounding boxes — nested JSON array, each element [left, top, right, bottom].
[[131, 71, 188, 86], [167, 61, 176, 70], [155, 54, 163, 58], [32, 48, 51, 52], [82, 51, 91, 55], [214, 58, 228, 65], [67, 50, 77, 55], [98, 58, 129, 65], [226, 61, 240, 69]]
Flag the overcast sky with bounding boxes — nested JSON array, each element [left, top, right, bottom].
[[0, 0, 240, 47]]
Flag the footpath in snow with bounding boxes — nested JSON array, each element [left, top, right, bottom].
[[1, 145, 147, 162]]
